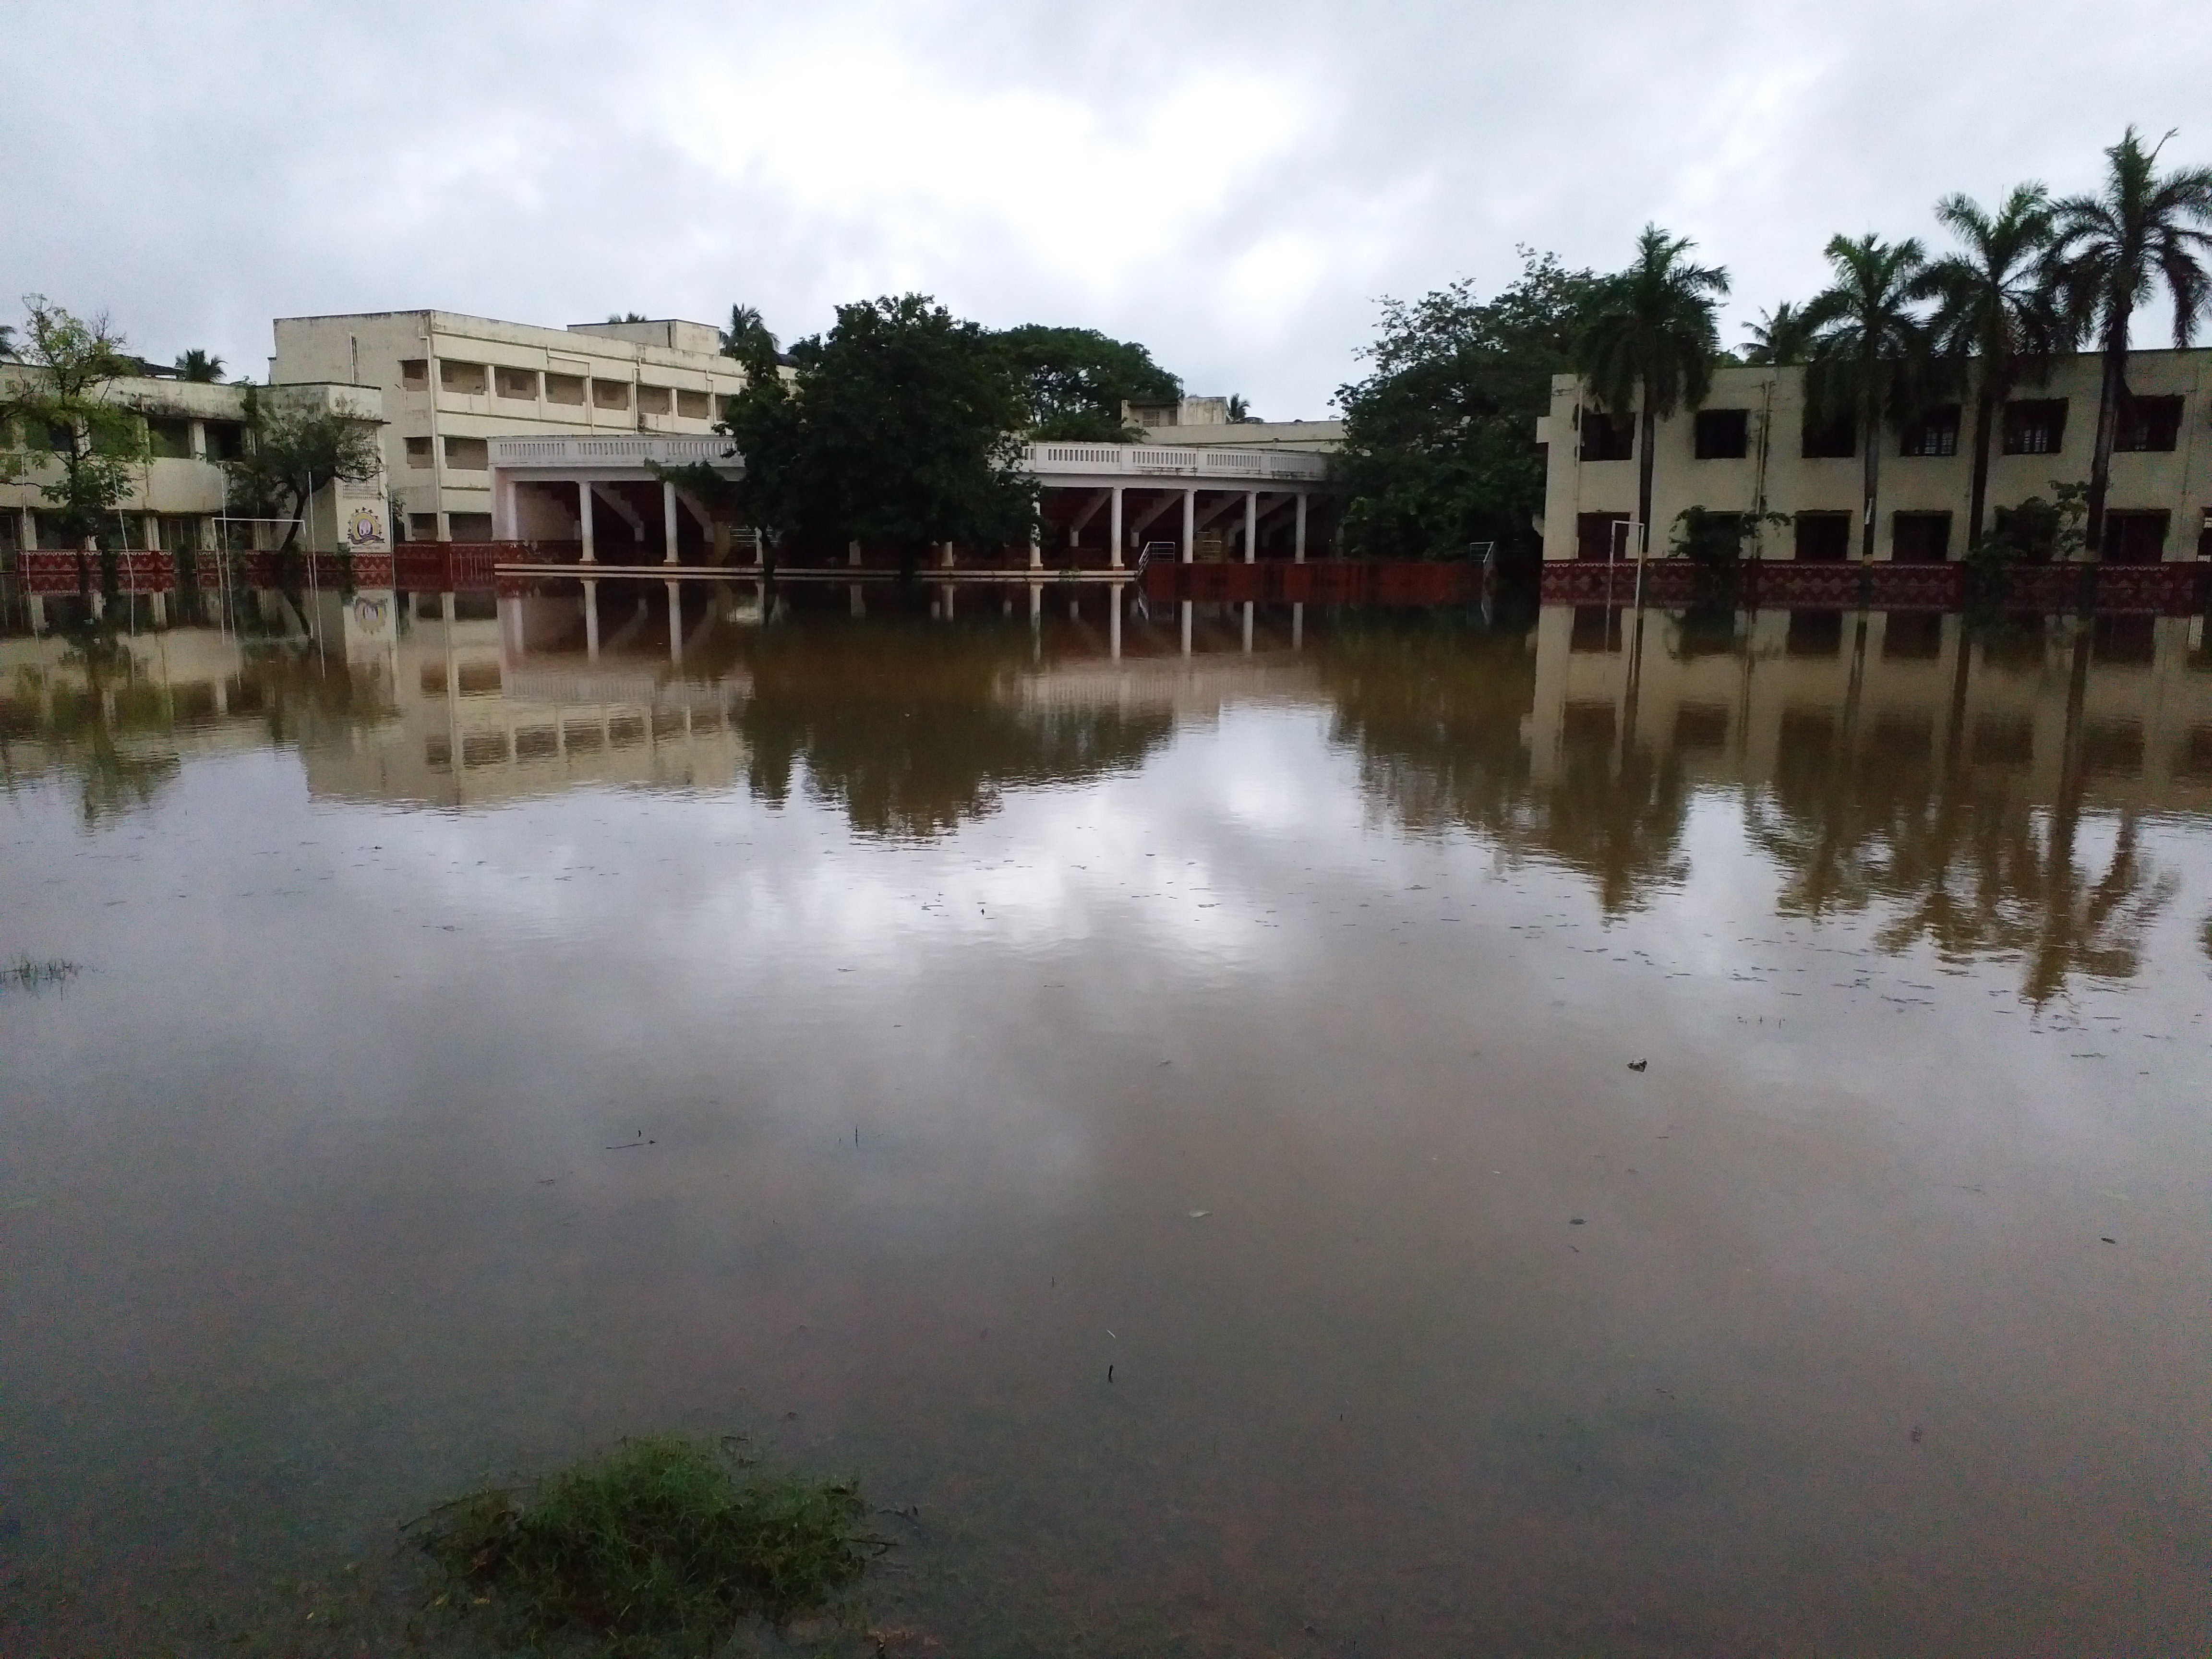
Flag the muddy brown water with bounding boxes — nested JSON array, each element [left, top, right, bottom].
[[2, 592, 2208, 1655]]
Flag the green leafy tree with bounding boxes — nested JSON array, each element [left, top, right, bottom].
[[2048, 126, 2212, 555], [1742, 301, 1812, 365], [1575, 224, 1731, 561], [1924, 185, 2061, 545], [173, 348, 225, 383], [3, 298, 142, 582], [995, 325, 1178, 441], [1335, 248, 1600, 561], [220, 384, 383, 553], [1802, 234, 1931, 562], [720, 303, 779, 361], [718, 293, 1036, 565]]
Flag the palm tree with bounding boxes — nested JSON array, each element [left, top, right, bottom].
[[0, 322, 16, 360], [1802, 234, 1930, 562], [173, 348, 225, 383], [1925, 184, 2059, 545], [720, 303, 779, 363], [1742, 301, 1811, 365], [2048, 127, 2212, 557], [1576, 224, 1731, 565]]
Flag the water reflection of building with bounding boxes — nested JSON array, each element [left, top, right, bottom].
[[1530, 606, 2212, 813], [298, 612, 753, 807]]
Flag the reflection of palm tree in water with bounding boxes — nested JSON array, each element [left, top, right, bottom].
[[1751, 623, 2175, 1005]]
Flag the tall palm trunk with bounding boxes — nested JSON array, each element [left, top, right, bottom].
[[1857, 387, 1882, 561], [2084, 308, 2131, 559], [1636, 395, 1658, 559], [1966, 379, 1997, 545]]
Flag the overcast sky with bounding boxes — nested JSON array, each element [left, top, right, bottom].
[[7, 1, 2209, 416]]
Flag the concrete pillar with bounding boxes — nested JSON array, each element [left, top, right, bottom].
[[1180, 599, 1193, 657], [662, 481, 680, 564], [940, 541, 956, 570], [1109, 487, 1124, 569], [848, 539, 862, 568], [1294, 493, 1308, 563], [1242, 601, 1254, 653], [1109, 588, 1122, 660], [1244, 492, 1257, 564], [1181, 489, 1195, 563], [668, 581, 683, 662], [1292, 601, 1304, 651], [583, 578, 600, 660], [1029, 527, 1042, 570], [578, 481, 596, 563]]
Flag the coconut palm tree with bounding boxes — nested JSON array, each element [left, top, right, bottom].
[[173, 349, 225, 383], [2048, 127, 2212, 557], [1742, 301, 1811, 365], [720, 303, 779, 364], [1576, 224, 1730, 564], [1925, 184, 2060, 545], [1802, 234, 1930, 562]]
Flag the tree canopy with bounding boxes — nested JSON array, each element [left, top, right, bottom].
[[2, 296, 141, 545], [1335, 248, 1600, 560], [173, 349, 225, 383], [717, 293, 1036, 561], [995, 324, 1179, 441], [221, 384, 383, 552]]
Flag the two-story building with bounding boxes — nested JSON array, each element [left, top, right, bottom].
[[1539, 349, 2212, 566]]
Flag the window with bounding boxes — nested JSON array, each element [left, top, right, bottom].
[[1802, 409, 1856, 458], [448, 511, 493, 541], [1694, 409, 1749, 459], [495, 366, 539, 399], [146, 417, 192, 459], [545, 373, 585, 406], [1579, 408, 1633, 461], [2002, 398, 2067, 455], [637, 385, 672, 414], [676, 388, 711, 419], [1891, 512, 1951, 564], [2115, 394, 2184, 452], [1786, 611, 1844, 657], [443, 437, 489, 472], [158, 516, 201, 553], [591, 378, 631, 410], [439, 360, 488, 395], [1794, 512, 1852, 562], [1575, 511, 1631, 560], [204, 421, 245, 460], [408, 513, 440, 541], [399, 359, 428, 390], [1881, 611, 1945, 660], [1900, 405, 1960, 457], [405, 435, 433, 469], [1569, 606, 1623, 652], [2100, 509, 2167, 565]]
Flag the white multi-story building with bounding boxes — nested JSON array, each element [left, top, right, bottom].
[[271, 313, 751, 544]]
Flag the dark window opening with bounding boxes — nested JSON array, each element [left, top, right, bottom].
[[1694, 409, 1749, 459], [146, 417, 192, 459], [1794, 513, 1852, 563], [1881, 611, 1946, 660], [2002, 398, 2067, 456], [398, 359, 429, 391], [2100, 509, 2167, 565], [2091, 613, 2157, 664], [204, 421, 245, 461], [1891, 512, 1952, 564], [1580, 409, 1634, 461], [1575, 511, 1631, 561], [1569, 606, 1624, 652], [2115, 394, 2184, 453], [1802, 409, 1856, 458], [1785, 609, 1845, 657], [1900, 405, 1960, 457]]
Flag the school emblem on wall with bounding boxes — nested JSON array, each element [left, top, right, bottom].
[[347, 506, 388, 547]]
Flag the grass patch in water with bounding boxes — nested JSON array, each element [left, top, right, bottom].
[[2, 957, 82, 994], [412, 1435, 877, 1654]]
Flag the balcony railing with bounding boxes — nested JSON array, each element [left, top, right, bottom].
[[1022, 443, 1329, 481], [487, 434, 743, 469]]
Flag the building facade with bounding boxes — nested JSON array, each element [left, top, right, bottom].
[[1539, 349, 2212, 566], [271, 313, 751, 545]]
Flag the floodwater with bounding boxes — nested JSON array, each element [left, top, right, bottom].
[[2, 587, 2209, 1656]]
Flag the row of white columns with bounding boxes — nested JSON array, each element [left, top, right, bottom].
[[1076, 486, 1312, 564]]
